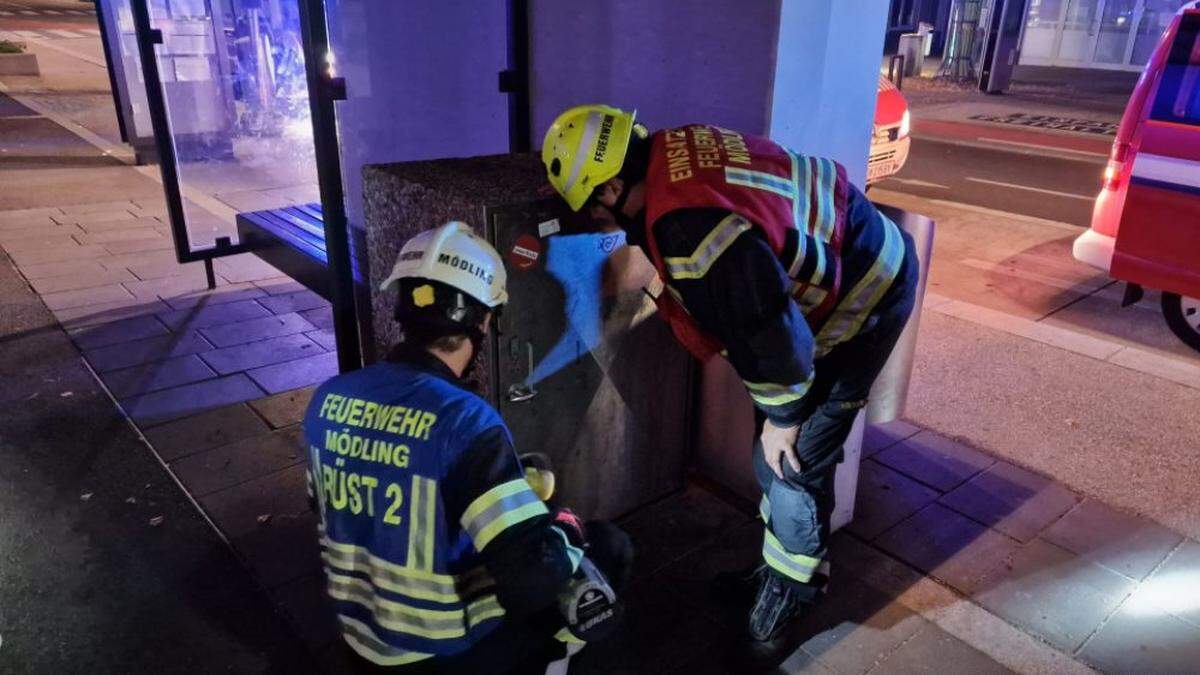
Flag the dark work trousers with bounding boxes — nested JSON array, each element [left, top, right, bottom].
[[753, 235, 918, 599], [343, 608, 569, 675]]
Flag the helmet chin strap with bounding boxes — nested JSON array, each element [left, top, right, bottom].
[[608, 182, 644, 230]]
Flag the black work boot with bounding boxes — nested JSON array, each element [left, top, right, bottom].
[[747, 570, 803, 642], [746, 562, 830, 642]]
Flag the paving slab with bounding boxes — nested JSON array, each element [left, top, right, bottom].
[[142, 403, 271, 462], [939, 461, 1080, 543], [248, 351, 339, 394], [54, 209, 138, 226], [0, 223, 79, 243], [862, 419, 921, 458], [874, 431, 996, 493], [99, 354, 217, 398], [1078, 598, 1200, 675], [102, 237, 175, 255], [200, 312, 316, 348], [231, 510, 324, 590], [7, 243, 110, 266], [161, 283, 267, 310], [875, 503, 1020, 595], [74, 227, 161, 245], [125, 258, 207, 281], [570, 574, 730, 675], [84, 331, 214, 372], [200, 333, 324, 375], [972, 538, 1136, 653], [616, 483, 752, 583], [271, 573, 340, 651], [305, 329, 337, 351], [57, 200, 138, 215], [170, 426, 304, 497], [41, 282, 134, 310], [200, 464, 311, 540], [125, 274, 223, 303], [846, 459, 941, 541], [215, 254, 283, 283], [74, 216, 160, 233], [1042, 499, 1185, 581], [120, 374, 265, 426], [0, 243, 317, 674], [67, 314, 170, 350], [300, 306, 334, 331], [51, 298, 173, 329], [257, 289, 329, 315], [795, 580, 928, 675], [870, 623, 1014, 675], [28, 265, 137, 294], [0, 233, 79, 252], [656, 518, 765, 631], [255, 276, 309, 296], [1136, 539, 1200, 628], [157, 298, 273, 331], [15, 258, 109, 280], [249, 386, 317, 429]]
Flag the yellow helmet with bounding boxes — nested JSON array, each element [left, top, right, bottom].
[[541, 104, 638, 211]]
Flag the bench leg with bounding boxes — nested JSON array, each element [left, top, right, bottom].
[[204, 258, 216, 290]]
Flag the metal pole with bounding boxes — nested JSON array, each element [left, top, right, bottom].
[[297, 0, 363, 373], [503, 0, 531, 153], [93, 0, 129, 144], [129, 0, 193, 265]]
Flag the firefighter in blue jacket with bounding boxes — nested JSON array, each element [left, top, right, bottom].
[[542, 105, 918, 642], [303, 221, 631, 673]]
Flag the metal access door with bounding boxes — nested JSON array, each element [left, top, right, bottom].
[[487, 201, 693, 520]]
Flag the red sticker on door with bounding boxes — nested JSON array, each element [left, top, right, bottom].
[[509, 234, 542, 271]]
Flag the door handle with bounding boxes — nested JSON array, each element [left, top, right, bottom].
[[506, 341, 537, 402]]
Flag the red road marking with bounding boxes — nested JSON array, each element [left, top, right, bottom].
[[914, 118, 1113, 156]]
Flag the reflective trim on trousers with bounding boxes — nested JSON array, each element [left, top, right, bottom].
[[762, 528, 821, 584]]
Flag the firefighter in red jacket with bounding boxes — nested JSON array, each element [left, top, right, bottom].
[[541, 105, 918, 641]]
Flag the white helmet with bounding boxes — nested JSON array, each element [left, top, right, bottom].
[[379, 221, 508, 308]]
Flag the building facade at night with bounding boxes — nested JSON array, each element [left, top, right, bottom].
[[888, 0, 1190, 71]]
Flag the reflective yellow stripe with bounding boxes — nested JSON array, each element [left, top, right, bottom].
[[816, 214, 904, 356], [555, 627, 587, 645], [758, 495, 770, 522], [327, 573, 472, 640], [467, 595, 506, 627], [744, 377, 812, 407], [724, 166, 795, 199], [811, 158, 838, 243], [762, 528, 821, 584], [663, 214, 752, 280], [462, 479, 549, 551], [339, 615, 434, 666], [321, 537, 493, 603], [407, 475, 437, 572], [791, 150, 812, 236], [788, 151, 809, 274], [809, 238, 827, 286], [790, 283, 829, 313]]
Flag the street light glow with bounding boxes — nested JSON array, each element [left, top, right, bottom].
[[1124, 572, 1200, 616]]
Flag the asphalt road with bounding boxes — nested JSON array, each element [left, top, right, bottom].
[[876, 136, 1107, 227]]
